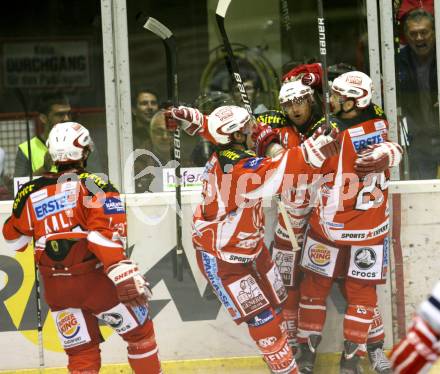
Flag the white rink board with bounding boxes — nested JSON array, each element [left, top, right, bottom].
[[1, 181, 437, 369]]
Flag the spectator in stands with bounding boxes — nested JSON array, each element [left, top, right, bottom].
[[0, 146, 12, 200], [131, 88, 160, 152], [14, 93, 102, 178], [396, 8, 440, 179]]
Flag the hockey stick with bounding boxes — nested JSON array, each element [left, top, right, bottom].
[[143, 17, 184, 281], [216, 0, 301, 252], [216, 0, 253, 115], [16, 88, 45, 370], [316, 0, 331, 131], [276, 195, 301, 252], [279, 0, 295, 66]]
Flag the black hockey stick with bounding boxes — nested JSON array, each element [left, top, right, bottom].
[[316, 0, 331, 130], [143, 17, 184, 281], [16, 88, 45, 370], [216, 0, 253, 115], [279, 0, 295, 66]]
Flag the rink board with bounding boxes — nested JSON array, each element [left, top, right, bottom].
[[0, 182, 437, 370]]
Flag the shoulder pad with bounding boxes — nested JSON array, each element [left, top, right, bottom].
[[218, 148, 255, 172], [256, 110, 287, 129], [13, 177, 57, 218], [79, 172, 118, 194]]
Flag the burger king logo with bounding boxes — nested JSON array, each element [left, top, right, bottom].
[[56, 311, 80, 339], [308, 244, 331, 267]]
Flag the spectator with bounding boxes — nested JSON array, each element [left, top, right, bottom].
[[396, 8, 439, 179], [131, 88, 160, 151], [14, 93, 102, 177], [0, 146, 12, 200]]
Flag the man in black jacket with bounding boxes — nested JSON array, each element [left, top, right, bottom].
[[397, 8, 439, 179]]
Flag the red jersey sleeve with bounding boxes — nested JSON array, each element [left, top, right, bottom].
[[79, 177, 127, 270]]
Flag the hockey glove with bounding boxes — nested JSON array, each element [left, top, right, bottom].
[[252, 123, 280, 157], [283, 62, 323, 86], [167, 106, 206, 136], [354, 142, 403, 178], [107, 260, 152, 308], [390, 316, 440, 374], [302, 127, 340, 168]]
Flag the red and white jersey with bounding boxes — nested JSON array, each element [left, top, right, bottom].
[[192, 146, 318, 264], [308, 104, 391, 245], [2, 171, 127, 270]]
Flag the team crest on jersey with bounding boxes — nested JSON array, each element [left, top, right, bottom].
[[350, 130, 385, 152], [228, 275, 269, 316]]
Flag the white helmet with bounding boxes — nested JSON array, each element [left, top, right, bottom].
[[207, 106, 251, 145], [47, 122, 93, 163], [331, 71, 372, 109], [279, 80, 313, 105]]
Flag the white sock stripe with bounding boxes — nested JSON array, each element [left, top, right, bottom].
[[127, 346, 158, 359], [5, 235, 32, 251], [297, 329, 322, 338], [390, 339, 410, 363], [344, 315, 373, 324], [394, 351, 419, 373], [414, 317, 438, 343], [368, 329, 384, 338], [299, 303, 326, 310], [88, 230, 122, 248], [419, 302, 440, 335]]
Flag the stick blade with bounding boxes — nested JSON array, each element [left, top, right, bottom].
[[216, 0, 232, 18], [143, 17, 172, 40]]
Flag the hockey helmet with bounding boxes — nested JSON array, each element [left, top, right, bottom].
[[331, 71, 373, 109], [207, 105, 252, 145], [279, 80, 313, 105], [47, 122, 93, 164]]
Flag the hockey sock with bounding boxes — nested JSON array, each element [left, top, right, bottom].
[[248, 309, 297, 373], [367, 304, 385, 344], [282, 289, 300, 349], [67, 345, 101, 373], [297, 273, 331, 343], [390, 316, 440, 373]]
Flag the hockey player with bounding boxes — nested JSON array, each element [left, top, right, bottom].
[[390, 281, 440, 373], [256, 81, 320, 353], [259, 71, 394, 373], [295, 71, 402, 374], [2, 122, 162, 374], [168, 104, 340, 374]]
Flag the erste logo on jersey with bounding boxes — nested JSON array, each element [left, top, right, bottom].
[[350, 129, 385, 152], [56, 311, 80, 339], [103, 197, 125, 214], [33, 191, 77, 220], [308, 243, 331, 266]]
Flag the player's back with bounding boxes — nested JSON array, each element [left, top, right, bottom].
[[308, 104, 390, 245]]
